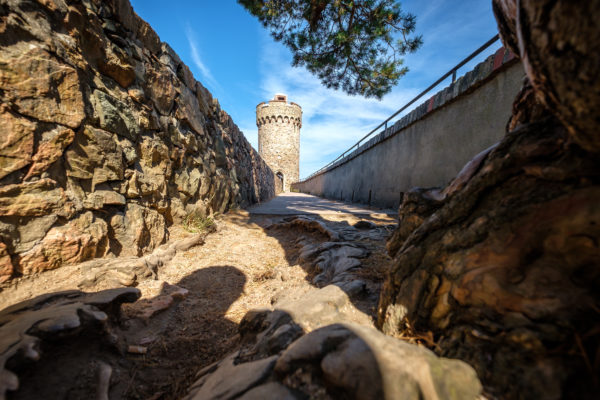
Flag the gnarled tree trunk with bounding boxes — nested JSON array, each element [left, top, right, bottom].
[[378, 1, 600, 398], [495, 0, 600, 152]]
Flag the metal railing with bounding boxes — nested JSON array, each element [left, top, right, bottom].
[[301, 34, 500, 181]]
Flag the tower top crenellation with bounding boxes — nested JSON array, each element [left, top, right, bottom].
[[256, 93, 302, 128]]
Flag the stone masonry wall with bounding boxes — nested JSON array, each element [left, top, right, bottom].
[[256, 96, 301, 192], [0, 0, 275, 283]]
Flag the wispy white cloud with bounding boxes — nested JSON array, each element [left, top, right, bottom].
[[185, 26, 220, 92], [414, 0, 446, 25]]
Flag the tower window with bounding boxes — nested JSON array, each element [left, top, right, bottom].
[[277, 96, 285, 101]]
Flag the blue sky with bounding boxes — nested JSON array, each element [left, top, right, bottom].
[[129, 0, 501, 179]]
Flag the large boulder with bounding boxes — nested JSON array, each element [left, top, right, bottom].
[[186, 257, 481, 400], [185, 323, 482, 400]]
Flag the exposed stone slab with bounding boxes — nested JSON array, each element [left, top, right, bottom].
[[65, 125, 125, 189], [0, 179, 73, 218], [0, 242, 13, 283], [0, 42, 85, 129], [24, 126, 75, 180], [14, 215, 59, 254], [97, 44, 136, 88], [108, 203, 167, 257], [17, 211, 108, 275], [0, 110, 35, 180], [176, 85, 206, 135], [90, 90, 141, 141]]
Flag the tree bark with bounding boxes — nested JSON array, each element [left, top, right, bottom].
[[379, 108, 599, 399], [379, 1, 600, 397], [494, 0, 600, 152], [492, 0, 519, 55]]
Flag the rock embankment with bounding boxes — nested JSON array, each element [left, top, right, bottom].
[[0, 0, 275, 282]]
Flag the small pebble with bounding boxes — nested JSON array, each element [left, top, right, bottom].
[[127, 345, 148, 354], [139, 336, 156, 345]]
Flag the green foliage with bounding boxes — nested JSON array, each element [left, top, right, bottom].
[[238, 0, 423, 98], [183, 212, 215, 233]]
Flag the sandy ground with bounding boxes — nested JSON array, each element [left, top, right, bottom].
[[0, 210, 395, 399]]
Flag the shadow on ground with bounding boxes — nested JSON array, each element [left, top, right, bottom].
[[2, 208, 399, 400], [224, 210, 395, 323], [5, 266, 246, 400]]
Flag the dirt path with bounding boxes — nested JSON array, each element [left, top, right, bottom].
[[0, 210, 394, 399]]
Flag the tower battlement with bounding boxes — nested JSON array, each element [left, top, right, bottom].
[[256, 95, 302, 128], [256, 94, 302, 192]]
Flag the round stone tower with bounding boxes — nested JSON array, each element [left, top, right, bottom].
[[256, 94, 302, 192]]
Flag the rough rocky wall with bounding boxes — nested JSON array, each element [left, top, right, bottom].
[[0, 0, 275, 283], [256, 96, 301, 192]]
